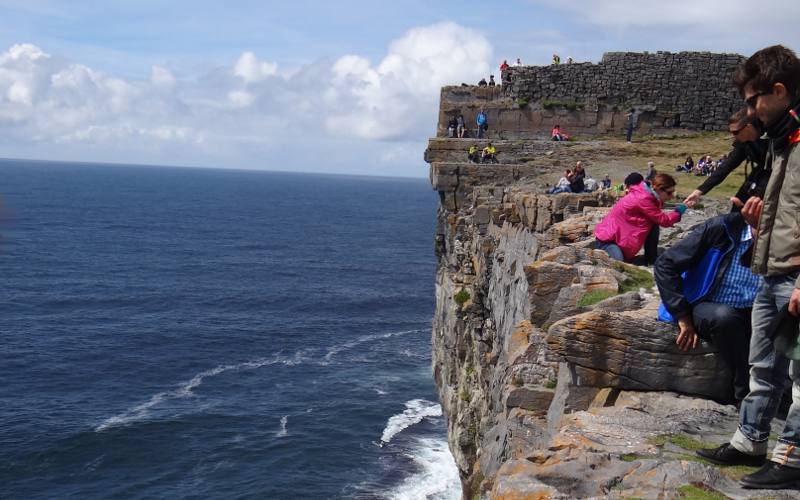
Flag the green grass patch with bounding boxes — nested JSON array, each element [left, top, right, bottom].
[[577, 289, 618, 307], [677, 484, 726, 500], [669, 434, 712, 452], [615, 263, 655, 293], [544, 379, 557, 389], [454, 289, 471, 306], [620, 453, 641, 462], [517, 97, 529, 108], [646, 434, 669, 447], [459, 387, 471, 402], [541, 98, 585, 110]]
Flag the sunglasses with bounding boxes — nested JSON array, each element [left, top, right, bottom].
[[745, 90, 771, 109], [730, 124, 748, 135]]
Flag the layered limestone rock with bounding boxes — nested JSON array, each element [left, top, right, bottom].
[[427, 150, 796, 499]]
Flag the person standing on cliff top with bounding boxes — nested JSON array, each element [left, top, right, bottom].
[[552, 53, 560, 65], [513, 57, 522, 67], [500, 60, 509, 73], [683, 109, 768, 209], [695, 45, 800, 491], [625, 108, 637, 142]]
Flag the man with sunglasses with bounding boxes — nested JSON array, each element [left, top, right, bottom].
[[684, 110, 768, 208], [696, 45, 800, 490]]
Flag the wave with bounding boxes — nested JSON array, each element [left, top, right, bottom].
[[95, 353, 306, 432], [385, 437, 460, 500], [276, 416, 288, 437], [323, 329, 424, 363], [380, 399, 442, 445]]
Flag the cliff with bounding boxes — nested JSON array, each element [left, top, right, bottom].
[[427, 52, 798, 499]]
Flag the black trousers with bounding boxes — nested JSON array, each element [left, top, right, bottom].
[[692, 302, 752, 402]]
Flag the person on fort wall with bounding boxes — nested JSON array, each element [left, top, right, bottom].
[[500, 60, 509, 73], [683, 109, 769, 210], [593, 173, 685, 263], [476, 109, 488, 139], [654, 211, 759, 406], [456, 114, 466, 138], [695, 45, 800, 491]]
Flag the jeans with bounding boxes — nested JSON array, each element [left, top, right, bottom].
[[692, 302, 752, 402], [594, 239, 624, 261], [731, 273, 800, 466], [644, 225, 660, 266]]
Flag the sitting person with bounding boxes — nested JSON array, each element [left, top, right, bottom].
[[481, 143, 498, 163], [677, 155, 694, 173], [584, 176, 598, 192], [467, 145, 479, 163], [547, 169, 573, 194], [551, 124, 569, 141], [601, 174, 612, 189], [447, 116, 457, 138], [569, 161, 586, 193], [654, 212, 759, 405], [488, 75, 496, 86], [594, 173, 685, 263], [478, 77, 487, 87]]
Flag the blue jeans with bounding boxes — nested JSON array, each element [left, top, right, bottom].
[[731, 273, 800, 466], [594, 239, 624, 261]]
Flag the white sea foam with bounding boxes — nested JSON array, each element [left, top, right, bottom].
[[385, 437, 460, 500], [323, 329, 423, 363], [95, 353, 305, 432], [276, 416, 288, 437], [375, 388, 388, 395], [380, 399, 442, 444]]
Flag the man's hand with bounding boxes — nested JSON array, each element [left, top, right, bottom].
[[789, 288, 800, 317], [676, 316, 700, 351], [684, 189, 703, 208], [731, 196, 763, 228]]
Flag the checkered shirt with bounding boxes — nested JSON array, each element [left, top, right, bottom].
[[708, 227, 761, 309]]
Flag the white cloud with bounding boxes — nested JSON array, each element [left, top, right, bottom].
[[0, 22, 492, 175], [233, 51, 278, 84]]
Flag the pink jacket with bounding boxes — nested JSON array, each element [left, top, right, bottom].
[[594, 183, 681, 262]]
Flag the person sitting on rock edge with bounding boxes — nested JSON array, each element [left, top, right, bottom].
[[547, 169, 572, 194], [488, 75, 496, 86], [467, 144, 479, 163], [594, 173, 685, 263], [478, 77, 487, 87], [481, 143, 498, 164], [654, 212, 760, 405]]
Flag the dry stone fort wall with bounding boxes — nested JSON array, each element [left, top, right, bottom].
[[437, 51, 746, 140]]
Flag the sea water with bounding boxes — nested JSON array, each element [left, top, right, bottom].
[[0, 160, 460, 499]]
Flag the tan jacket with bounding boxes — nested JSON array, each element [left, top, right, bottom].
[[751, 141, 800, 285]]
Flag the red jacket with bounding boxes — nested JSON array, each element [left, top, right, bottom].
[[594, 183, 681, 262]]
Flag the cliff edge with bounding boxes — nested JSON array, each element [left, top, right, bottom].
[[427, 52, 797, 499]]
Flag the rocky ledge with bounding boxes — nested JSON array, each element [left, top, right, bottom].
[[427, 136, 797, 499]]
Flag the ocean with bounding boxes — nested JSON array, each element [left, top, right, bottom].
[[0, 160, 460, 499]]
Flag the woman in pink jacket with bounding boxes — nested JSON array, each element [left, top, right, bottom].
[[594, 173, 686, 262]]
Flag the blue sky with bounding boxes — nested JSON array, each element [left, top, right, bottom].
[[0, 1, 798, 177]]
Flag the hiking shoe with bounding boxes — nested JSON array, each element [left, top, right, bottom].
[[741, 461, 800, 489], [696, 443, 766, 467]]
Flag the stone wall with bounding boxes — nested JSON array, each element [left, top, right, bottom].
[[437, 51, 745, 139]]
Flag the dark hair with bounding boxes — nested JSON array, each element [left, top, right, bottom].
[[623, 172, 644, 187], [651, 173, 677, 191], [734, 45, 800, 97], [728, 108, 749, 125]]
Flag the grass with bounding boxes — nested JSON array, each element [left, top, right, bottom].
[[541, 98, 585, 110], [676, 484, 726, 500], [454, 289, 471, 306], [459, 387, 471, 402], [615, 263, 655, 293], [544, 379, 557, 389], [577, 289, 618, 307]]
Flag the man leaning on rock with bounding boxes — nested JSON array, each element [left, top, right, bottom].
[[696, 44, 800, 490]]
